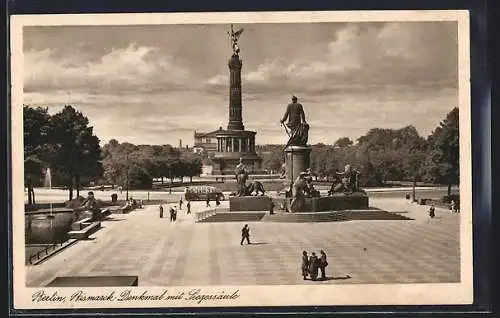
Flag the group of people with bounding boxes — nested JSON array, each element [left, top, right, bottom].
[[158, 198, 191, 222], [123, 197, 142, 209], [159, 204, 178, 222], [301, 250, 328, 281]]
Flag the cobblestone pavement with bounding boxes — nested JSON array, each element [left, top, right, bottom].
[[26, 199, 460, 287]]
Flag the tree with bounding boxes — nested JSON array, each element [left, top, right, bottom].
[[260, 145, 283, 174], [333, 137, 353, 148], [183, 156, 203, 183], [49, 105, 103, 200], [23, 106, 53, 204], [421, 108, 459, 196]]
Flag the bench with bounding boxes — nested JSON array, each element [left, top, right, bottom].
[[67, 221, 101, 240], [46, 275, 138, 287]]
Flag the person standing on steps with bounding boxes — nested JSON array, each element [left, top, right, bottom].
[[240, 224, 251, 245]]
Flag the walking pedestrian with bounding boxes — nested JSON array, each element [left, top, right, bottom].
[[269, 200, 275, 215], [319, 250, 328, 280], [215, 196, 220, 207], [187, 201, 191, 214], [179, 198, 183, 210], [173, 206, 178, 221], [301, 251, 310, 280], [429, 205, 435, 218], [450, 200, 458, 213], [240, 224, 251, 245], [159, 204, 164, 218], [169, 206, 175, 222], [206, 195, 211, 208]]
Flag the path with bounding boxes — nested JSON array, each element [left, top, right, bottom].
[[26, 198, 460, 287]]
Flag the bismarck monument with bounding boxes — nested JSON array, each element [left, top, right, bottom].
[[211, 25, 263, 175], [280, 98, 369, 213]]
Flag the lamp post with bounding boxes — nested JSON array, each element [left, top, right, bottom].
[[126, 154, 129, 201], [412, 175, 417, 202]]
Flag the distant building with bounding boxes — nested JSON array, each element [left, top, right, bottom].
[[192, 146, 204, 154], [193, 129, 219, 155]]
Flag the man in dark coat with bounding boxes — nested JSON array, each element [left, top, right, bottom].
[[187, 201, 191, 214], [309, 252, 319, 281], [301, 251, 310, 280], [169, 206, 176, 222], [429, 205, 435, 218], [159, 204, 164, 218], [240, 224, 251, 245], [269, 200, 275, 215], [319, 250, 328, 280]]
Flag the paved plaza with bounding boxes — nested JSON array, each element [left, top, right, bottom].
[[26, 198, 460, 287]]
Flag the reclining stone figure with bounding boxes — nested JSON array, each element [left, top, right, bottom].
[[245, 180, 266, 196], [328, 164, 362, 195]]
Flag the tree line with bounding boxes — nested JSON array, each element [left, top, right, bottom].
[[101, 139, 203, 189], [24, 104, 458, 202], [24, 105, 202, 203], [258, 107, 459, 196]]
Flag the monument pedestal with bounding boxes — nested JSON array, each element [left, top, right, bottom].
[[229, 196, 272, 211], [284, 192, 369, 212], [284, 145, 312, 184]]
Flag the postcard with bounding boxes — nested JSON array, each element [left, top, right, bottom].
[[11, 10, 472, 309]]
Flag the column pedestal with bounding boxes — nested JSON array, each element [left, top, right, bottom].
[[284, 145, 312, 185]]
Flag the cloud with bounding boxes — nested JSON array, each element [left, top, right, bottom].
[[203, 22, 457, 97], [22, 22, 458, 146], [24, 43, 192, 94]]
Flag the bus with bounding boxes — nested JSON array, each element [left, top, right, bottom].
[[184, 186, 225, 201]]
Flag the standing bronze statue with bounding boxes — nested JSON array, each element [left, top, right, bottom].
[[234, 157, 249, 197], [280, 96, 309, 148]]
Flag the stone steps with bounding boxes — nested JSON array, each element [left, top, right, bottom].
[[197, 212, 266, 223], [67, 221, 101, 240], [262, 212, 344, 223], [262, 209, 413, 222]]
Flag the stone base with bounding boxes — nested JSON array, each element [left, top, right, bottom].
[[285, 192, 369, 212], [229, 196, 272, 211], [284, 145, 311, 183]]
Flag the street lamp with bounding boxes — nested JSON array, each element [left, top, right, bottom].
[[126, 154, 129, 201]]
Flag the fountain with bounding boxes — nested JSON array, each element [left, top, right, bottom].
[[44, 168, 54, 218], [26, 168, 74, 244]]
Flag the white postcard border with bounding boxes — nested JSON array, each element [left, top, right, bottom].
[[10, 10, 473, 309]]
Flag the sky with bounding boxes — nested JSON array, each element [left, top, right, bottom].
[[23, 21, 458, 146]]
